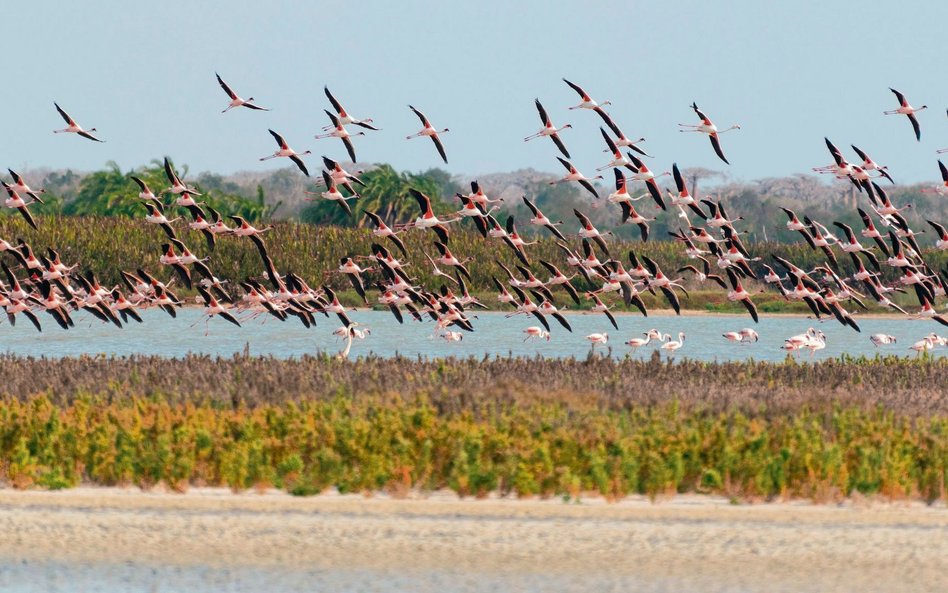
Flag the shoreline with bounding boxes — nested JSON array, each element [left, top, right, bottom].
[[1, 487, 946, 592]]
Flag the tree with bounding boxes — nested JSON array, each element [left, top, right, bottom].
[[300, 164, 450, 227]]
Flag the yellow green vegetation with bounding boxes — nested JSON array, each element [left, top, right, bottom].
[[0, 355, 946, 502], [2, 216, 945, 312]]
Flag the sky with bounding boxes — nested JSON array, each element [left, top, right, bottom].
[[2, 0, 947, 185]]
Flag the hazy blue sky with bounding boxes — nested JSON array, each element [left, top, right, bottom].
[[2, 0, 947, 183]]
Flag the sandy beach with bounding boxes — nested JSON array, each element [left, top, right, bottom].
[[0, 488, 945, 592]]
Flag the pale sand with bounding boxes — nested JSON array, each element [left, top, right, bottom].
[[0, 488, 946, 592]]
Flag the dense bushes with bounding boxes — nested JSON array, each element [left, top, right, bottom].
[[0, 355, 945, 502]]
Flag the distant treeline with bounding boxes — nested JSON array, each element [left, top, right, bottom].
[[9, 159, 948, 245]]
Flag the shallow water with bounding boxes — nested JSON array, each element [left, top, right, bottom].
[[0, 308, 943, 362], [0, 560, 703, 593]]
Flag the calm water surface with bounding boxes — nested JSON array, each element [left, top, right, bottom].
[[0, 309, 943, 362]]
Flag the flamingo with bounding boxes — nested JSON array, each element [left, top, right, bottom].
[[408, 188, 455, 244], [333, 325, 371, 340], [195, 286, 241, 334], [7, 170, 46, 203], [1, 183, 39, 230], [884, 88, 926, 141], [607, 168, 645, 208], [597, 127, 631, 171], [926, 220, 948, 250], [216, 73, 269, 112], [363, 210, 408, 256], [624, 152, 669, 210], [573, 208, 612, 255], [597, 116, 650, 156], [323, 86, 379, 130], [129, 176, 159, 203], [678, 257, 727, 289], [308, 171, 358, 216], [525, 98, 571, 158], [523, 326, 551, 342], [314, 110, 364, 162], [669, 163, 708, 219], [661, 332, 686, 355], [625, 329, 663, 353], [522, 196, 566, 241], [678, 102, 739, 164], [260, 129, 311, 176], [783, 328, 818, 351], [585, 332, 609, 348], [909, 336, 936, 355], [163, 157, 202, 196], [407, 105, 449, 164], [723, 328, 759, 343], [869, 334, 897, 347], [922, 161, 948, 197], [850, 145, 894, 183], [52, 103, 103, 142], [586, 292, 619, 330], [724, 268, 759, 323], [552, 157, 602, 199], [562, 79, 614, 125], [439, 329, 464, 342], [805, 330, 827, 356]]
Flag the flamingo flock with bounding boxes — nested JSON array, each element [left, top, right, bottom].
[[1, 75, 947, 360]]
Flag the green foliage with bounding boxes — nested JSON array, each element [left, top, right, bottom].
[[56, 159, 279, 223], [300, 164, 452, 227]]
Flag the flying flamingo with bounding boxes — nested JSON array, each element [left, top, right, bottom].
[[52, 103, 103, 142], [314, 110, 364, 162], [562, 79, 614, 126], [850, 145, 894, 183], [215, 73, 269, 112], [408, 189, 455, 244], [163, 157, 202, 196], [308, 171, 358, 216], [678, 102, 740, 164], [884, 87, 926, 141], [407, 105, 449, 164], [260, 129, 311, 176], [625, 152, 669, 210], [522, 195, 566, 241], [525, 98, 571, 158], [921, 161, 948, 197], [551, 157, 602, 199], [7, 170, 45, 203], [1, 183, 40, 229], [323, 86, 379, 130]]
